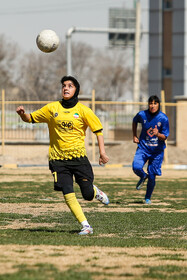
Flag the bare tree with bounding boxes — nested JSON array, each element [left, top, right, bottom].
[[72, 42, 94, 76], [0, 34, 19, 90], [0, 34, 147, 103], [87, 48, 133, 101], [16, 42, 95, 100], [16, 43, 67, 101]]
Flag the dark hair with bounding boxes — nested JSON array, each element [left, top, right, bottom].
[[148, 95, 160, 112], [148, 95, 160, 104], [60, 76, 80, 97]]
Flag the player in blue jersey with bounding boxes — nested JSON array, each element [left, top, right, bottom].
[[132, 95, 169, 204]]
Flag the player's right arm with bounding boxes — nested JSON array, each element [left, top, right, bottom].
[[16, 106, 31, 123], [132, 121, 139, 143]]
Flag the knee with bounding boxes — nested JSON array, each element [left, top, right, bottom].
[[148, 166, 157, 182], [132, 161, 142, 173], [148, 173, 155, 180], [77, 179, 94, 201], [147, 173, 156, 187], [82, 188, 94, 201]]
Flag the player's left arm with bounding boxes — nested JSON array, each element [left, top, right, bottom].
[[95, 132, 109, 165], [152, 125, 167, 141], [82, 106, 109, 164], [152, 116, 170, 141]]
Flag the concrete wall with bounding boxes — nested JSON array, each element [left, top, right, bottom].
[[175, 97, 187, 150]]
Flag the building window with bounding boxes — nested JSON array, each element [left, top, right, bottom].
[[163, 68, 172, 77], [163, 0, 172, 9]]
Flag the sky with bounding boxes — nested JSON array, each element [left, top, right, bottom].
[[0, 0, 149, 65]]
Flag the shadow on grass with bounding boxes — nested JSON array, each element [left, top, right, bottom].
[[132, 200, 144, 204], [18, 228, 79, 234]]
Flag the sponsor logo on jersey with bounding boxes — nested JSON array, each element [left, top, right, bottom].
[[59, 121, 73, 131], [147, 127, 154, 137], [73, 113, 79, 119], [157, 122, 161, 127]]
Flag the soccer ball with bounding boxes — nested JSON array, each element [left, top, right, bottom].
[[36, 29, 60, 53]]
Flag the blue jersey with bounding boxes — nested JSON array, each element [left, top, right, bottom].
[[133, 110, 169, 153]]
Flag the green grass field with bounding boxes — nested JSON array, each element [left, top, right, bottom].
[[0, 169, 186, 280]]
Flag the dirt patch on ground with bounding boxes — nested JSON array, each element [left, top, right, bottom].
[[0, 200, 186, 230], [0, 166, 187, 181], [0, 142, 187, 182], [0, 148, 186, 279], [0, 142, 187, 166], [0, 245, 186, 279], [104, 141, 187, 165]]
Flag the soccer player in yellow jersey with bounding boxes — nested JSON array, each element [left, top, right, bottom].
[[16, 76, 109, 235]]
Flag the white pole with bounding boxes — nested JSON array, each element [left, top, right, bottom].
[[66, 27, 136, 76], [133, 1, 141, 111], [161, 90, 168, 164], [66, 27, 75, 75]]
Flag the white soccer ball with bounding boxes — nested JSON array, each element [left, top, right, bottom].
[[36, 29, 60, 53]]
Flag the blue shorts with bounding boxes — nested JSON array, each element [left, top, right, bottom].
[[133, 147, 164, 176]]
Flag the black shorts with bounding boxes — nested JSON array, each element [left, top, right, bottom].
[[49, 157, 94, 200]]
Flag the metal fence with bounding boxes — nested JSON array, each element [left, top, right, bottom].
[[0, 89, 183, 153], [0, 101, 148, 143], [0, 101, 51, 143]]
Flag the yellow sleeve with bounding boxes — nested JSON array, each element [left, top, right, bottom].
[[30, 104, 50, 123], [28, 115, 32, 123], [95, 130, 103, 136], [82, 106, 103, 133]]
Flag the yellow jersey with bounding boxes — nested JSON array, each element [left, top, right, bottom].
[[30, 101, 103, 161]]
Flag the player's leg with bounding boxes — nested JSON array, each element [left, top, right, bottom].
[[94, 185, 110, 205], [49, 161, 92, 235], [64, 192, 93, 235], [74, 161, 109, 205], [132, 148, 149, 190], [145, 151, 164, 204], [144, 173, 155, 204]]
